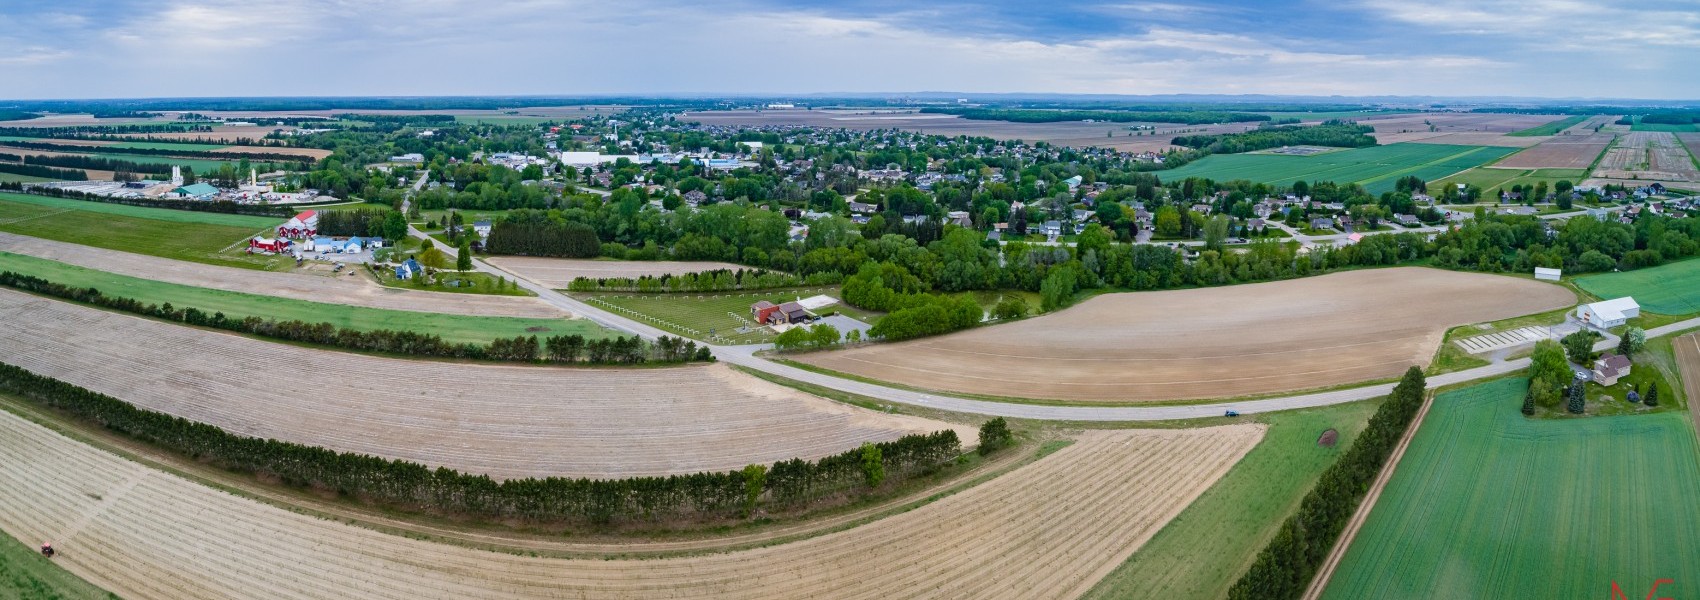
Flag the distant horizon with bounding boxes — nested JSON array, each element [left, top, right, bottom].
[[4, 1, 1694, 99]]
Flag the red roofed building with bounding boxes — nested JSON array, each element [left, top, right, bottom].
[[277, 210, 319, 239]]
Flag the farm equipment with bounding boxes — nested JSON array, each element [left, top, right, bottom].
[[1224, 410, 1240, 417], [40, 541, 53, 558]]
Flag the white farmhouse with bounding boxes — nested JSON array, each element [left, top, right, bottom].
[[1577, 297, 1639, 329]]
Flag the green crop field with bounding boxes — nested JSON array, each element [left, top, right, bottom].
[[1254, 110, 1418, 121], [0, 136, 227, 151], [0, 145, 291, 173], [0, 252, 607, 344], [0, 193, 289, 270], [1507, 115, 1589, 137], [453, 116, 561, 126], [0, 531, 114, 600], [1159, 143, 1519, 194], [1322, 378, 1700, 600], [1084, 400, 1380, 600], [578, 287, 870, 344], [0, 172, 52, 183], [1575, 257, 1700, 316], [1629, 117, 1700, 133], [1431, 167, 1588, 194]]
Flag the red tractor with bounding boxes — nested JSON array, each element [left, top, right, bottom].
[[40, 541, 54, 558]]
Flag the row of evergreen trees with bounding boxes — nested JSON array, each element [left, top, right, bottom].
[[1227, 366, 1428, 600], [0, 362, 967, 524], [0, 271, 712, 365], [0, 139, 312, 165], [316, 207, 391, 236], [0, 162, 86, 181], [0, 184, 297, 217], [564, 268, 806, 293], [485, 211, 601, 257], [12, 152, 174, 175]]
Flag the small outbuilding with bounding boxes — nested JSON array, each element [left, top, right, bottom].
[[1577, 297, 1639, 329]]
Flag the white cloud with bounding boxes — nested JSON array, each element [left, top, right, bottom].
[[1361, 0, 1700, 48]]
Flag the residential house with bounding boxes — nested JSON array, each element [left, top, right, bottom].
[[1041, 220, 1063, 239], [750, 301, 779, 324], [1394, 213, 1421, 226], [1592, 353, 1633, 386], [684, 190, 708, 206], [848, 201, 878, 214], [472, 220, 492, 239], [1310, 217, 1335, 230], [394, 258, 423, 280]]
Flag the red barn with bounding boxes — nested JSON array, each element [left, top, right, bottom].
[[248, 236, 291, 253], [751, 301, 778, 324], [277, 210, 319, 238]]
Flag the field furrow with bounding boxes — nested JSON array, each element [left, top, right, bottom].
[[0, 289, 970, 479], [0, 410, 1263, 599]]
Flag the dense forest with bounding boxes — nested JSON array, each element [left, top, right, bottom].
[[1171, 121, 1378, 153]]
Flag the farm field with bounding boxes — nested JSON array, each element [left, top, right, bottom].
[[1085, 399, 1379, 600], [0, 193, 289, 271], [0, 532, 113, 600], [1592, 131, 1700, 183], [0, 136, 226, 151], [0, 290, 971, 479], [0, 407, 1261, 599], [1430, 167, 1587, 195], [0, 251, 596, 345], [0, 232, 565, 318], [1490, 133, 1613, 169], [1679, 334, 1700, 437], [0, 145, 296, 174], [1363, 112, 1562, 145], [579, 287, 867, 344], [796, 268, 1575, 402], [0, 171, 52, 183], [1506, 115, 1589, 136], [1321, 378, 1700, 599], [1630, 116, 1700, 133], [681, 108, 1267, 153], [1575, 257, 1700, 316], [1157, 143, 1518, 194], [490, 255, 749, 288]]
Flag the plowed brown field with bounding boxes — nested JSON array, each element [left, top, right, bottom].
[[0, 290, 970, 479], [0, 231, 566, 319], [798, 268, 1575, 402], [1594, 131, 1700, 182], [1493, 133, 1613, 169], [0, 409, 1263, 599]]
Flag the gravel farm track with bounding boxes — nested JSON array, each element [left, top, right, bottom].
[[0, 290, 971, 479], [485, 256, 749, 288], [0, 407, 1263, 599], [796, 268, 1576, 402], [0, 232, 567, 319]]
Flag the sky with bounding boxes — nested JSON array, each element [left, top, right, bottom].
[[3, 0, 1699, 100]]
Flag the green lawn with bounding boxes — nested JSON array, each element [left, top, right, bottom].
[[1, 252, 608, 344], [1576, 257, 1700, 316], [0, 194, 290, 271], [372, 265, 534, 297], [576, 287, 864, 344], [1159, 143, 1519, 194], [1084, 400, 1381, 600], [1507, 115, 1590, 137], [0, 533, 115, 600], [1431, 166, 1589, 194], [1322, 378, 1700, 600]]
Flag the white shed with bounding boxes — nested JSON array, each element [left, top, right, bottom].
[[1534, 267, 1562, 281], [1577, 297, 1639, 329]]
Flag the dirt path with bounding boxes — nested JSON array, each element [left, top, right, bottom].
[[798, 268, 1574, 402], [0, 291, 973, 480], [1300, 390, 1435, 600], [0, 410, 1263, 599], [0, 231, 567, 318]]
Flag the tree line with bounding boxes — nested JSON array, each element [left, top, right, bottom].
[[1227, 366, 1428, 600], [1171, 121, 1378, 154], [12, 151, 176, 175], [485, 210, 602, 257], [0, 271, 713, 365], [0, 162, 86, 181], [0, 183, 299, 217], [0, 139, 313, 166], [919, 108, 1273, 125], [316, 207, 394, 236], [0, 361, 974, 525], [564, 268, 816, 293]]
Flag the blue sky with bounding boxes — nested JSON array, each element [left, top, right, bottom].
[[2, 0, 1697, 100]]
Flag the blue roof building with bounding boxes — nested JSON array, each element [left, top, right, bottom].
[[395, 258, 423, 279]]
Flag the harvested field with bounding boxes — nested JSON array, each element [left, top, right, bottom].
[[798, 268, 1575, 402], [1593, 131, 1700, 182], [0, 408, 1262, 599], [1491, 133, 1613, 169], [488, 255, 749, 288], [0, 232, 566, 319], [0, 290, 968, 479], [1364, 113, 1563, 145], [114, 125, 298, 143], [211, 145, 332, 159]]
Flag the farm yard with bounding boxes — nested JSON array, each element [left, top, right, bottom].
[[0, 192, 289, 270], [1321, 378, 1700, 599], [488, 255, 748, 288], [0, 290, 970, 480], [1591, 131, 1700, 183], [1156, 143, 1518, 194], [0, 232, 566, 318], [1575, 257, 1700, 316], [0, 407, 1262, 599], [1490, 133, 1613, 169], [795, 268, 1575, 402], [577, 287, 868, 344], [0, 251, 596, 344], [1086, 400, 1379, 599]]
